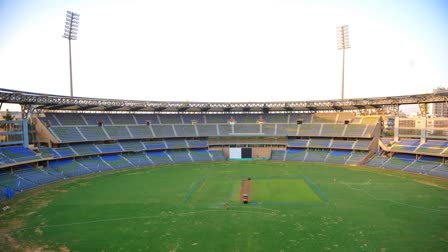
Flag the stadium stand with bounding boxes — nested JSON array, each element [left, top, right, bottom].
[[95, 143, 123, 153], [331, 140, 355, 149], [187, 140, 208, 148], [427, 164, 448, 178], [0, 169, 37, 192], [77, 156, 114, 172], [159, 114, 183, 124], [390, 139, 420, 151], [49, 127, 85, 142], [49, 159, 92, 178], [127, 125, 154, 138], [289, 114, 312, 124], [304, 149, 329, 162], [209, 150, 226, 161], [133, 114, 160, 124], [39, 147, 61, 158], [52, 113, 86, 125], [5, 108, 448, 202], [80, 113, 112, 125], [142, 141, 167, 150], [109, 114, 136, 125], [416, 140, 448, 155], [287, 139, 309, 148], [166, 150, 192, 163], [352, 139, 372, 150], [196, 124, 219, 136], [101, 154, 131, 169], [312, 113, 339, 123], [325, 150, 353, 164], [270, 150, 286, 161], [53, 146, 77, 157], [121, 153, 153, 167], [119, 140, 145, 152], [104, 126, 132, 139], [151, 125, 176, 137], [308, 138, 332, 148], [263, 114, 288, 123], [182, 114, 205, 124], [189, 149, 213, 162], [70, 143, 102, 155], [78, 126, 109, 141], [285, 149, 307, 161], [174, 124, 197, 137], [0, 146, 41, 163], [165, 139, 189, 149], [147, 151, 173, 165]]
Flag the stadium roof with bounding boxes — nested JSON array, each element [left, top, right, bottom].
[[1, 88, 447, 114]]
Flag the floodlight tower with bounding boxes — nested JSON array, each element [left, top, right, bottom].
[[337, 25, 350, 100], [63, 11, 80, 97]]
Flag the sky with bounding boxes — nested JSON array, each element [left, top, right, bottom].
[[0, 0, 447, 107]]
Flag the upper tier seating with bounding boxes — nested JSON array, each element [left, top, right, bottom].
[[133, 114, 160, 124], [49, 127, 85, 142], [196, 124, 219, 136], [159, 115, 183, 124], [390, 139, 420, 151], [82, 114, 112, 125], [174, 125, 196, 137], [151, 125, 175, 137], [416, 140, 448, 155], [263, 114, 288, 123], [104, 126, 132, 139], [53, 113, 86, 125], [182, 114, 205, 124], [127, 125, 154, 138], [78, 126, 109, 141], [42, 112, 379, 144], [289, 114, 312, 124], [312, 113, 339, 123], [109, 114, 136, 125]]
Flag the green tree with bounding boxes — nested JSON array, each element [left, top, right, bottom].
[[3, 109, 15, 121]]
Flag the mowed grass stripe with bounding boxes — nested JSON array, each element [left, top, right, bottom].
[[251, 179, 323, 203]]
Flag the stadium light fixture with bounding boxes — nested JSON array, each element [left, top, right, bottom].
[[337, 25, 350, 100], [62, 10, 80, 97]]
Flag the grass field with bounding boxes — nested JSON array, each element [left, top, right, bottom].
[[250, 178, 324, 203], [1, 161, 448, 251]]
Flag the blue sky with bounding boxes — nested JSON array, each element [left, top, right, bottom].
[[0, 0, 447, 104]]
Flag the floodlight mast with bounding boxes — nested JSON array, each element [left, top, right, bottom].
[[337, 25, 350, 100], [62, 11, 80, 97]]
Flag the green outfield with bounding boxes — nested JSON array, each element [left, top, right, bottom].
[[250, 178, 324, 203], [1, 161, 448, 251]]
